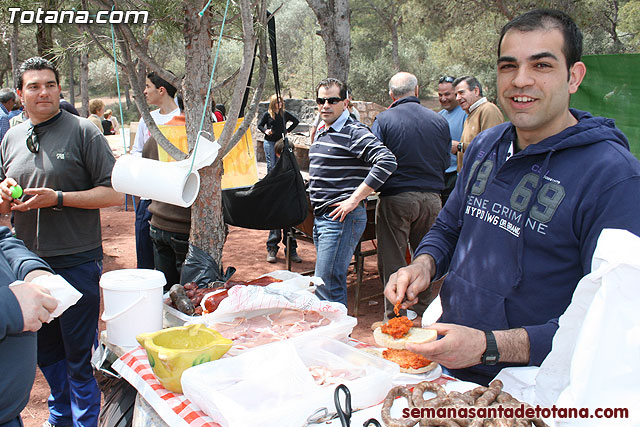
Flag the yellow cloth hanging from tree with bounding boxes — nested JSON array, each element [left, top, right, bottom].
[[157, 118, 258, 189]]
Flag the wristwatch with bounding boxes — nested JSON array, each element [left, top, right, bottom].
[[481, 330, 500, 365], [53, 190, 63, 211], [457, 142, 464, 153]]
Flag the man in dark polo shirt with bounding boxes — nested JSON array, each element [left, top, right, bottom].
[[371, 72, 450, 319], [0, 57, 123, 427], [309, 78, 397, 306]]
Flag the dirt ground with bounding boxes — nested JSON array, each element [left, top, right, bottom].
[[12, 204, 387, 426]]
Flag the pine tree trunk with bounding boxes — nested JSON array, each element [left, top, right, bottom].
[[68, 55, 75, 105], [10, 21, 19, 89], [306, 0, 350, 82], [182, 0, 227, 265], [36, 23, 55, 62], [80, 52, 89, 117], [391, 22, 400, 72], [124, 83, 131, 109]]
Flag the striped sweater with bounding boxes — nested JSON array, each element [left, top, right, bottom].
[[309, 110, 397, 215]]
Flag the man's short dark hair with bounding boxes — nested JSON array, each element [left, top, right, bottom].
[[316, 78, 347, 99], [0, 88, 17, 104], [453, 76, 483, 97], [176, 94, 184, 112], [498, 9, 583, 73], [18, 57, 60, 90], [147, 72, 177, 98]]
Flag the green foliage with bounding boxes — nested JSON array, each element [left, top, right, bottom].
[[263, 0, 327, 99], [619, 0, 640, 50], [88, 56, 117, 95], [3, 0, 639, 109], [425, 12, 505, 101]]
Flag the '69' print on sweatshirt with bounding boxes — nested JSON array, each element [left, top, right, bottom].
[[416, 109, 640, 385]]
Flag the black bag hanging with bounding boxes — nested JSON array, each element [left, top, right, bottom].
[[222, 138, 307, 229], [221, 11, 308, 229]]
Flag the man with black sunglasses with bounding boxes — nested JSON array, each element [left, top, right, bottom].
[[0, 57, 123, 427], [309, 78, 397, 306]]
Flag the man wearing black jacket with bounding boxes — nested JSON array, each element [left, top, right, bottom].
[[371, 72, 451, 318]]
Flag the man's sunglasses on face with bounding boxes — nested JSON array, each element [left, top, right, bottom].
[[439, 76, 455, 84], [26, 126, 39, 154], [316, 97, 344, 105]]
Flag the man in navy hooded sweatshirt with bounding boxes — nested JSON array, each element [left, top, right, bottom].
[[385, 8, 640, 386], [0, 226, 57, 426]]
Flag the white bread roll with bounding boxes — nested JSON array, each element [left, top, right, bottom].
[[373, 327, 437, 349]]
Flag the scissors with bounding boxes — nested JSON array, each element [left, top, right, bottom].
[[334, 384, 382, 427], [334, 384, 352, 426]]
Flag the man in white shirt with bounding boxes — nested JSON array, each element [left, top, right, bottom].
[[131, 72, 179, 156], [132, 72, 179, 269]]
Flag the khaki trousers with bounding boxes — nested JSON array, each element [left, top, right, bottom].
[[376, 191, 442, 317]]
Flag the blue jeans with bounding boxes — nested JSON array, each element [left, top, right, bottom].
[[135, 199, 154, 269], [267, 228, 297, 252], [313, 203, 367, 306], [264, 139, 286, 249], [263, 139, 278, 172], [38, 260, 102, 427]]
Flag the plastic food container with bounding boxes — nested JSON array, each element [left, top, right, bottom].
[[181, 336, 399, 427]]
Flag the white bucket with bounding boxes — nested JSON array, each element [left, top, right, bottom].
[[100, 269, 166, 347]]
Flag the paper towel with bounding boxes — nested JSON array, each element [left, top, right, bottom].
[[535, 229, 640, 425], [11, 275, 83, 322], [111, 134, 220, 207]]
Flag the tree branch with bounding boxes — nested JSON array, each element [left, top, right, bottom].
[[492, 0, 513, 20], [79, 25, 127, 70], [115, 26, 186, 161], [213, 67, 240, 91], [221, 7, 268, 157], [88, 0, 181, 88], [116, 22, 181, 88], [216, 0, 262, 157]]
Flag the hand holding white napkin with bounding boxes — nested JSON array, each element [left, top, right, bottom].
[[28, 274, 83, 322]]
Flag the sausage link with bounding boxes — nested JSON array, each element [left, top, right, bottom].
[[381, 386, 419, 427], [475, 380, 503, 407], [449, 391, 475, 406], [412, 381, 447, 407]]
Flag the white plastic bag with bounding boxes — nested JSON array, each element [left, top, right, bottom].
[[256, 269, 323, 293], [203, 279, 346, 322], [181, 338, 397, 427], [163, 269, 323, 327], [535, 229, 640, 425], [182, 342, 317, 427]]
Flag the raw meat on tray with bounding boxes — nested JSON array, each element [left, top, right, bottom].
[[209, 309, 332, 351]]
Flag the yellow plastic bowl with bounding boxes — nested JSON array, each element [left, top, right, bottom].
[[136, 323, 232, 393]]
